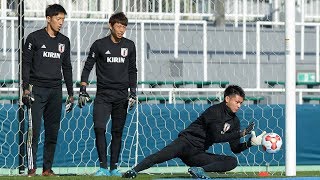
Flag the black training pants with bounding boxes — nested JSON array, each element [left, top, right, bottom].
[[133, 137, 237, 173], [93, 89, 128, 170], [29, 85, 62, 171]]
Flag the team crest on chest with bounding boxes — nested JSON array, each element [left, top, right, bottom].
[[121, 48, 128, 57], [58, 43, 65, 53], [220, 123, 231, 134]]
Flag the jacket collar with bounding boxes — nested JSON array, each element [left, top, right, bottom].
[[222, 101, 236, 117]]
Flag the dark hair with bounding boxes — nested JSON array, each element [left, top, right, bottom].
[[224, 85, 245, 99], [46, 4, 67, 17], [109, 12, 128, 26]]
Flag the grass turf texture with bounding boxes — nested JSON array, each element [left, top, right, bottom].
[[0, 171, 319, 180]]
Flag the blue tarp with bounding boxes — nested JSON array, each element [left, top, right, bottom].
[[0, 104, 319, 168]]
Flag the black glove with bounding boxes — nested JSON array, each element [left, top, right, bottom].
[[65, 96, 74, 113], [22, 86, 35, 108], [78, 85, 90, 108], [240, 121, 255, 137], [128, 88, 137, 111]]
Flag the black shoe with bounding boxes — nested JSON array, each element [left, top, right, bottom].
[[27, 169, 36, 177], [42, 169, 57, 176], [188, 167, 211, 179], [122, 169, 137, 179]]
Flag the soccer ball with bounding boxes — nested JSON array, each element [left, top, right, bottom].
[[261, 133, 282, 153]]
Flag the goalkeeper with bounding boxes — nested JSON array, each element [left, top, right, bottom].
[[22, 4, 74, 176], [78, 12, 137, 177], [123, 85, 266, 179]]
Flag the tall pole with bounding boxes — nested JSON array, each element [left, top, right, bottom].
[[256, 22, 261, 89], [242, 0, 247, 60], [174, 0, 180, 60], [285, 0, 296, 176], [300, 0, 305, 60], [1, 0, 5, 23], [140, 23, 145, 85], [2, 0, 7, 56], [18, 0, 25, 174], [67, 0, 72, 39], [203, 21, 207, 81]]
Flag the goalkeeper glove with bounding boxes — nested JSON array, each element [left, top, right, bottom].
[[240, 121, 255, 137], [250, 131, 267, 146], [78, 85, 90, 108], [22, 85, 35, 108], [128, 88, 137, 111], [65, 95, 74, 113], [128, 95, 136, 111]]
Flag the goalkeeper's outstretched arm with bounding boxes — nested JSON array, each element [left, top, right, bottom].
[[228, 121, 255, 153], [229, 137, 252, 154], [229, 130, 267, 153]]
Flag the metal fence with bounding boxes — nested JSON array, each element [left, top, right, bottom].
[[1, 0, 320, 22]]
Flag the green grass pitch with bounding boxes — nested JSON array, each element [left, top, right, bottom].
[[0, 171, 319, 180]]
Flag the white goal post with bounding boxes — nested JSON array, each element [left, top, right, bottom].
[[2, 0, 320, 177]]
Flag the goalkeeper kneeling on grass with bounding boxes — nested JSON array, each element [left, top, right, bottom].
[[123, 85, 266, 179]]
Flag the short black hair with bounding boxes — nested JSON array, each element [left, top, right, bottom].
[[46, 4, 67, 17], [109, 12, 128, 26], [224, 85, 245, 99]]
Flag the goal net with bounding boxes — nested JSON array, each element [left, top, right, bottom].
[[2, 0, 319, 177]]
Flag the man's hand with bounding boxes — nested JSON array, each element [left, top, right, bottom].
[[251, 131, 266, 146], [22, 88, 34, 108], [128, 94, 137, 111], [65, 96, 74, 113], [78, 85, 90, 108], [240, 121, 255, 137]]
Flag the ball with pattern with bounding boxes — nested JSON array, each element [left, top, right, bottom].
[[261, 133, 282, 153]]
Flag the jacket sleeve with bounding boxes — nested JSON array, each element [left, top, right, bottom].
[[128, 42, 137, 92], [22, 34, 35, 90], [81, 41, 98, 83], [62, 39, 74, 96], [228, 119, 252, 154], [229, 138, 252, 154]]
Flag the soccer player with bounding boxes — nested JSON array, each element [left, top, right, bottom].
[[123, 85, 266, 179], [22, 4, 74, 176], [78, 12, 137, 176]]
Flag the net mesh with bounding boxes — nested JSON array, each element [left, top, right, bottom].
[[1, 0, 320, 176]]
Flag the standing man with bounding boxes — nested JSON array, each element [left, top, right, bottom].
[[22, 4, 74, 176], [78, 12, 137, 176], [123, 85, 266, 179]]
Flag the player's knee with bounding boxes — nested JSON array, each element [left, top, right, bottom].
[[111, 120, 126, 137], [227, 156, 238, 171], [111, 127, 124, 137], [94, 128, 105, 135], [46, 138, 58, 145]]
